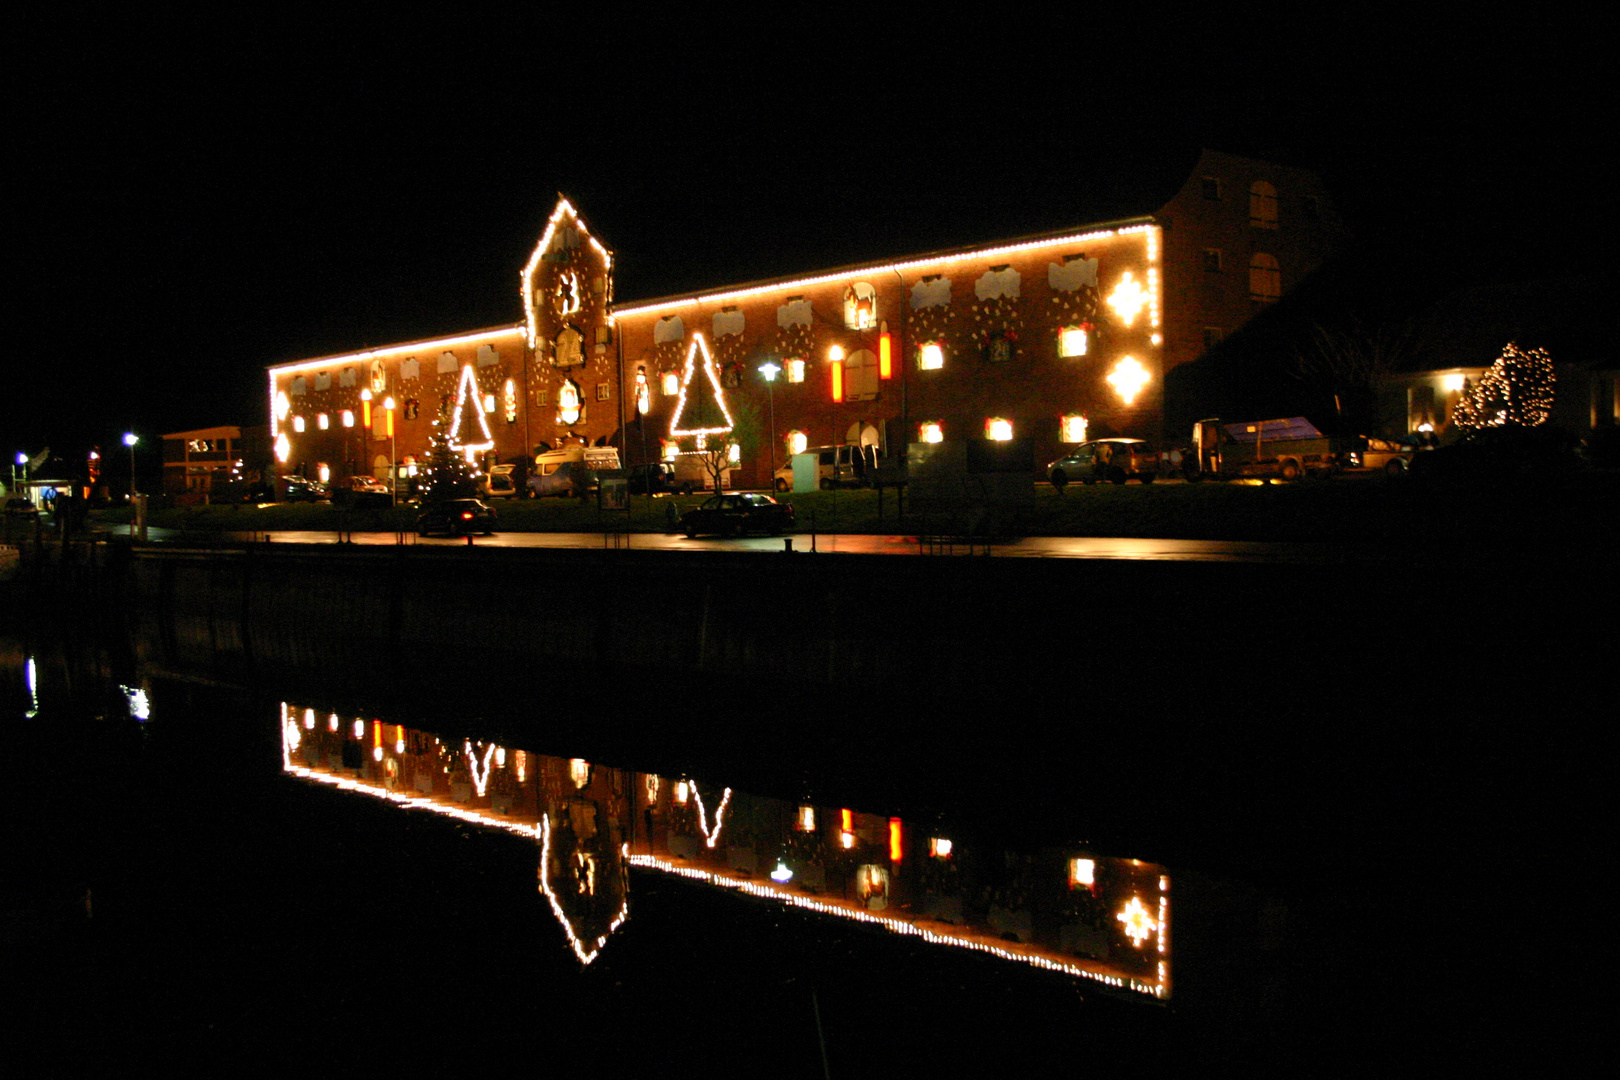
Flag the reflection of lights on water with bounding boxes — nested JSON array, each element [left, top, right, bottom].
[[25, 658, 38, 718], [630, 853, 1164, 998], [304, 709, 315, 730], [538, 813, 628, 967], [1117, 896, 1157, 947], [570, 758, 590, 789], [352, 719, 364, 738], [690, 782, 733, 848], [466, 741, 498, 797]]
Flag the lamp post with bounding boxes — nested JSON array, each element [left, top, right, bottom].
[[383, 396, 397, 505], [758, 361, 780, 484], [122, 432, 139, 499]]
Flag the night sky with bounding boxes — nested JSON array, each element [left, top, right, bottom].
[[9, 8, 1600, 464]]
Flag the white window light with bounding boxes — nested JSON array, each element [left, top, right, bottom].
[[1061, 414, 1089, 443], [918, 421, 944, 444], [1059, 327, 1089, 358], [786, 359, 805, 384], [985, 418, 1013, 441], [918, 342, 944, 370]]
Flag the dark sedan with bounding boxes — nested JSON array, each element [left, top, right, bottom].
[[416, 498, 497, 536], [679, 493, 795, 537]]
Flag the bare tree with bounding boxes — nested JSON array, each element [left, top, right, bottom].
[[1287, 311, 1440, 426]]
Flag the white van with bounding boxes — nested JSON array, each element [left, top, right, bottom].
[[529, 446, 621, 497]]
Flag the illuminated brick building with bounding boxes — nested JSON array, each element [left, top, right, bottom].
[[267, 150, 1336, 489]]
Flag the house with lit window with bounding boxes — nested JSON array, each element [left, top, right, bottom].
[[266, 150, 1337, 490]]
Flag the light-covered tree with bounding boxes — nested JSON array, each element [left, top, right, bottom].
[[1452, 342, 1555, 431]]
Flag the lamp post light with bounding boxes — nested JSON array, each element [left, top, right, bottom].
[[759, 361, 780, 484], [122, 432, 139, 499], [383, 396, 397, 505]]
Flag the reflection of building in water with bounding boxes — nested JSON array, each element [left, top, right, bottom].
[[280, 703, 1169, 999]]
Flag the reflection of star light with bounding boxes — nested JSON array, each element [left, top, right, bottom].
[[1117, 896, 1157, 947], [1107, 272, 1147, 326], [1107, 356, 1150, 405]]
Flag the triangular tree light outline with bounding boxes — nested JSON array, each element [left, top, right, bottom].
[[668, 333, 736, 438], [448, 364, 495, 461]]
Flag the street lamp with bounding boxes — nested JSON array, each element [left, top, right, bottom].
[[383, 396, 397, 504], [122, 432, 139, 499], [759, 361, 780, 485]]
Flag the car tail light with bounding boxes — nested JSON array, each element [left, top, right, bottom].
[[461, 511, 474, 520]]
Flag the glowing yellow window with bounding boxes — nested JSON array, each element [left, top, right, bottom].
[[918, 421, 944, 444], [785, 359, 805, 384], [1059, 327, 1089, 358], [918, 342, 944, 370], [317, 413, 329, 430], [1060, 414, 1088, 443], [985, 418, 1013, 441], [786, 430, 808, 455]]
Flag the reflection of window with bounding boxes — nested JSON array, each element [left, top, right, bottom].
[[843, 282, 878, 330], [918, 342, 944, 370], [918, 421, 943, 444], [1249, 253, 1281, 303], [985, 418, 1013, 441], [797, 806, 816, 832], [1249, 180, 1279, 229], [1059, 326, 1089, 358], [785, 358, 805, 383], [1060, 414, 1088, 443]]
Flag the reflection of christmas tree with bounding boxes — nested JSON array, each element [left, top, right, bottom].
[[423, 418, 477, 501]]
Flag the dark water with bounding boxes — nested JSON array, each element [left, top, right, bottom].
[[4, 542, 1607, 1074]]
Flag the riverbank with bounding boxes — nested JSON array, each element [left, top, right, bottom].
[[82, 469, 1619, 545]]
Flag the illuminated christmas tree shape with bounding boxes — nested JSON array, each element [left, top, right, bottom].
[[668, 333, 736, 438], [1117, 895, 1158, 947], [447, 364, 494, 461]]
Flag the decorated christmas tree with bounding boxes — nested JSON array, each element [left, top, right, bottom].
[[422, 416, 478, 501], [1453, 342, 1555, 431]]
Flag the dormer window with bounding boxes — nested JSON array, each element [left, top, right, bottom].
[[843, 282, 878, 330]]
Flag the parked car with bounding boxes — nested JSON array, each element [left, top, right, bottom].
[[281, 475, 329, 502], [1047, 439, 1161, 486], [679, 493, 795, 537], [627, 462, 693, 495], [332, 476, 393, 507], [416, 498, 497, 536], [479, 464, 518, 499], [774, 443, 877, 491], [530, 446, 621, 498], [4, 497, 39, 519]]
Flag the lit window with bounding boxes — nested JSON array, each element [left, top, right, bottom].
[[1249, 253, 1281, 303], [1249, 180, 1279, 229], [985, 418, 1013, 441], [797, 806, 816, 832], [1059, 326, 1089, 358], [661, 371, 680, 396], [918, 421, 944, 444], [558, 380, 582, 425], [317, 463, 329, 483], [1070, 857, 1096, 889], [1202, 248, 1223, 273], [341, 410, 355, 427], [786, 430, 807, 455], [843, 282, 878, 330], [661, 440, 678, 462], [292, 416, 305, 433], [484, 393, 496, 414], [918, 342, 944, 370], [929, 838, 953, 859], [785, 358, 805, 384], [727, 442, 740, 464], [317, 413, 329, 430], [1060, 414, 1088, 443]]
